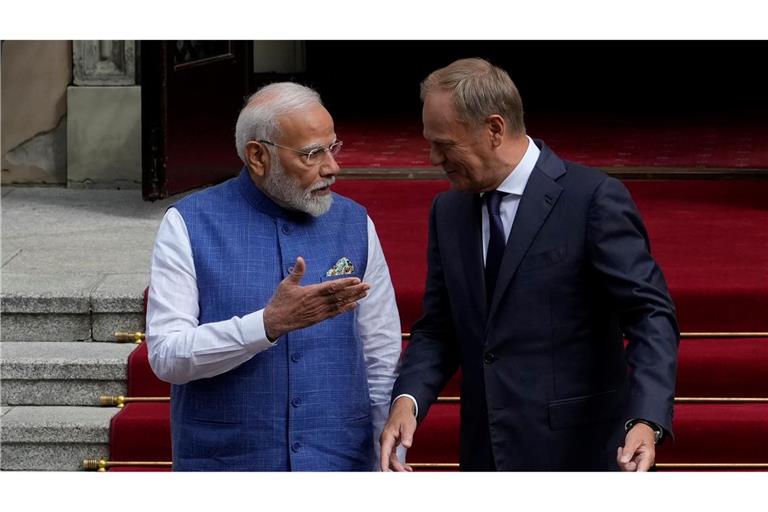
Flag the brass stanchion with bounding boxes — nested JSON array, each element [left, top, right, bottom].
[[680, 332, 768, 338], [656, 463, 768, 470], [403, 332, 768, 340], [114, 331, 145, 343], [83, 459, 172, 471], [407, 462, 768, 470], [435, 396, 768, 403], [99, 395, 170, 407]]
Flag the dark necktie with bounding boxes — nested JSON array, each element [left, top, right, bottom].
[[484, 190, 508, 305]]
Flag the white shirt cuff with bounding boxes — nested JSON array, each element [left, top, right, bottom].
[[393, 393, 419, 419], [241, 309, 277, 352]]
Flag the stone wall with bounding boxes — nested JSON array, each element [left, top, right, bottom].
[[1, 41, 72, 185]]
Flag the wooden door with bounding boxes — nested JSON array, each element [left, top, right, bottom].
[[141, 41, 250, 200]]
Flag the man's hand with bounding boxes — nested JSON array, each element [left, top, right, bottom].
[[379, 397, 418, 472], [617, 422, 657, 471], [263, 256, 370, 340]]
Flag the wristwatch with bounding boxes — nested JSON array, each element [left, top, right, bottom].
[[625, 419, 663, 444]]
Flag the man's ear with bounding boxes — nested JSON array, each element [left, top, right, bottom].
[[486, 114, 506, 147], [245, 140, 270, 177]]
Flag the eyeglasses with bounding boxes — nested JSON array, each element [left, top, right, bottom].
[[258, 139, 343, 165]]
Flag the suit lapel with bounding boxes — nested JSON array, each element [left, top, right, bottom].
[[451, 192, 487, 320], [448, 193, 488, 319], [487, 146, 565, 323]]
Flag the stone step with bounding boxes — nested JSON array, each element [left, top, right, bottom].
[[1, 342, 137, 406], [1, 272, 146, 341], [0, 406, 119, 470]]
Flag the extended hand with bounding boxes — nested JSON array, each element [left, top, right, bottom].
[[379, 397, 417, 472], [617, 422, 657, 471], [263, 256, 370, 340]]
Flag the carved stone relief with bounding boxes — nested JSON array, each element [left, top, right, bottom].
[[73, 41, 136, 85]]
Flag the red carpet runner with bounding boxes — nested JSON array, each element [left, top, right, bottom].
[[109, 179, 768, 470], [334, 116, 768, 169]]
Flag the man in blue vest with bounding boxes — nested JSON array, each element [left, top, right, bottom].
[[146, 82, 403, 471]]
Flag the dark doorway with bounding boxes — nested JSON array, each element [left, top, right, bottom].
[[304, 40, 768, 118], [141, 41, 251, 200], [141, 40, 768, 200]]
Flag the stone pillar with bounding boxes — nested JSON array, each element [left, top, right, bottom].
[[67, 41, 141, 189]]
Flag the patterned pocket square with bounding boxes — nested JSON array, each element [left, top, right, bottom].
[[326, 257, 355, 276]]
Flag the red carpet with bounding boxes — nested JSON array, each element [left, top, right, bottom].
[[109, 403, 171, 462], [333, 179, 768, 333], [676, 338, 768, 397], [335, 116, 768, 169], [127, 342, 169, 397], [406, 402, 768, 466], [109, 178, 768, 471]]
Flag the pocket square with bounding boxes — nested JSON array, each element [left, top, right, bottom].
[[326, 257, 355, 276]]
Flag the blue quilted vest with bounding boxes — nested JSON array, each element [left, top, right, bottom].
[[171, 168, 372, 471]]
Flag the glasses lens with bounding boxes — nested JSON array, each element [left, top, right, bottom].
[[305, 148, 321, 164], [329, 141, 342, 156]]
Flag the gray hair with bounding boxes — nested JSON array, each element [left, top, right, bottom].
[[420, 58, 525, 134], [234, 82, 322, 163]]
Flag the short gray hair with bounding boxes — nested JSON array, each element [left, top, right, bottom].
[[420, 58, 525, 134], [234, 82, 322, 163]]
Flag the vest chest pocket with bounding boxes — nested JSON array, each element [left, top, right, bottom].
[[321, 255, 360, 281], [321, 272, 361, 283]]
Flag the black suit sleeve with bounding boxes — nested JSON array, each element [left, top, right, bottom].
[[392, 195, 461, 423], [586, 177, 680, 437]]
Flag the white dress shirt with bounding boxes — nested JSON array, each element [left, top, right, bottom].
[[481, 136, 540, 261], [146, 206, 404, 468], [398, 136, 540, 418]]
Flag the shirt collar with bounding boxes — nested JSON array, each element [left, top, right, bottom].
[[495, 135, 540, 196]]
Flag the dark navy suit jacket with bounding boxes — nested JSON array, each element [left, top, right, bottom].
[[393, 140, 679, 470]]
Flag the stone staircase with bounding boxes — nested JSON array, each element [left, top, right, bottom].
[[1, 186, 174, 471], [0, 276, 147, 470]]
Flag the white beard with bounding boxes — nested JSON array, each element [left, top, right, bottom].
[[262, 157, 334, 217]]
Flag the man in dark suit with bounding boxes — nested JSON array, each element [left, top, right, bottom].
[[380, 58, 679, 471]]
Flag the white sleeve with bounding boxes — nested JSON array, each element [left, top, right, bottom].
[[145, 208, 275, 385], [358, 215, 407, 469]]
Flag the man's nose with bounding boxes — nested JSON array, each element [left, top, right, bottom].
[[429, 145, 445, 166], [319, 151, 341, 177]]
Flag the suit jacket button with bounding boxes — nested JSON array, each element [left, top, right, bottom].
[[484, 352, 496, 364], [291, 442, 302, 452]]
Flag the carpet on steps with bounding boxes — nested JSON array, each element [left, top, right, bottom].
[[405, 402, 768, 466], [331, 179, 768, 333], [107, 401, 768, 469], [334, 116, 768, 169]]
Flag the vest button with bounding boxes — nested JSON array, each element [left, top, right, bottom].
[[484, 352, 496, 364], [282, 224, 292, 234], [291, 397, 302, 407], [291, 352, 302, 362], [291, 442, 302, 453]]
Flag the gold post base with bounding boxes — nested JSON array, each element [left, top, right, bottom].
[[113, 331, 145, 343], [99, 395, 170, 407], [83, 459, 172, 471]]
